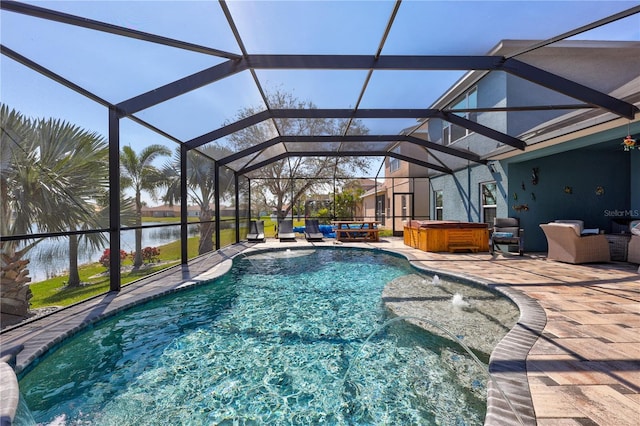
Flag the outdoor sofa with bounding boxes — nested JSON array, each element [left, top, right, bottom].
[[628, 220, 640, 264], [539, 220, 610, 264]]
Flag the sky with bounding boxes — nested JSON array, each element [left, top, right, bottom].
[[1, 0, 639, 183]]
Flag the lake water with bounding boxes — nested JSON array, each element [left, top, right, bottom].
[[22, 224, 198, 282]]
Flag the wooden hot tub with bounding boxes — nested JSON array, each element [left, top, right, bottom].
[[404, 220, 489, 253]]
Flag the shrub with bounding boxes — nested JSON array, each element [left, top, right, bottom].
[[99, 249, 128, 270], [316, 208, 332, 224], [141, 246, 161, 264]]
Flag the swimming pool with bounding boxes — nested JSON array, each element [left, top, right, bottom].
[[18, 247, 518, 425]]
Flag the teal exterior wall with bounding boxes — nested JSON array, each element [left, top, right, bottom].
[[506, 148, 632, 251], [430, 147, 635, 252], [631, 148, 640, 212]]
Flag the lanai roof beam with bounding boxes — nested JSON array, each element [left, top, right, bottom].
[[116, 54, 637, 119], [0, 0, 241, 60], [215, 134, 484, 167], [238, 151, 452, 176]]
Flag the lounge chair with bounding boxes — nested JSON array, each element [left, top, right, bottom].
[[278, 219, 296, 242], [304, 219, 324, 242], [490, 217, 524, 256], [247, 220, 265, 243], [539, 220, 610, 264]]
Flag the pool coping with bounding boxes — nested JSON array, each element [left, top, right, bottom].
[[1, 240, 541, 425]]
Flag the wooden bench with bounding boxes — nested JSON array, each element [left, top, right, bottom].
[[336, 228, 380, 242]]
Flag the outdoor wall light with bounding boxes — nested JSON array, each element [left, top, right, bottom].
[[488, 161, 498, 174]]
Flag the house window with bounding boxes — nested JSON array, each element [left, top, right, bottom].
[[434, 190, 443, 220], [481, 182, 497, 225], [389, 146, 401, 172], [443, 87, 477, 145]]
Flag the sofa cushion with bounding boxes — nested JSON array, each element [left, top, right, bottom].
[[549, 222, 582, 237], [631, 220, 640, 236], [493, 232, 514, 238], [554, 220, 584, 232], [581, 228, 600, 236]]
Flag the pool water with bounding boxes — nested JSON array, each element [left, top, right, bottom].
[[19, 248, 517, 425]]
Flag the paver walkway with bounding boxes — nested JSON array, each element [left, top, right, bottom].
[[1, 237, 639, 425]]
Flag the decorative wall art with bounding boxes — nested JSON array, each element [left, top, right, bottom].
[[622, 135, 636, 151]]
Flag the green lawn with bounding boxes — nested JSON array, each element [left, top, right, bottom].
[[259, 216, 305, 237], [28, 220, 391, 309], [29, 229, 235, 309]]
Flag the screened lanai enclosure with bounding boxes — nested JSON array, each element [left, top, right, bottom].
[[1, 0, 638, 319]]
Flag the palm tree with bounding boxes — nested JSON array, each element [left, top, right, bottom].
[[1, 105, 111, 317], [1, 105, 36, 318], [32, 117, 110, 288], [120, 144, 171, 269], [163, 146, 234, 254]]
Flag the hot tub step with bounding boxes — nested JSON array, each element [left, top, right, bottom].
[[448, 245, 479, 253]]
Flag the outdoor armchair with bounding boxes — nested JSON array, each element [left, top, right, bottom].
[[540, 222, 610, 264], [490, 217, 524, 256]]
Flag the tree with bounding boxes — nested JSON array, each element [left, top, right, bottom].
[[0, 105, 110, 317], [120, 144, 171, 269], [33, 117, 110, 287], [224, 88, 371, 220], [162, 146, 235, 255], [1, 105, 36, 318], [334, 185, 365, 220]]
